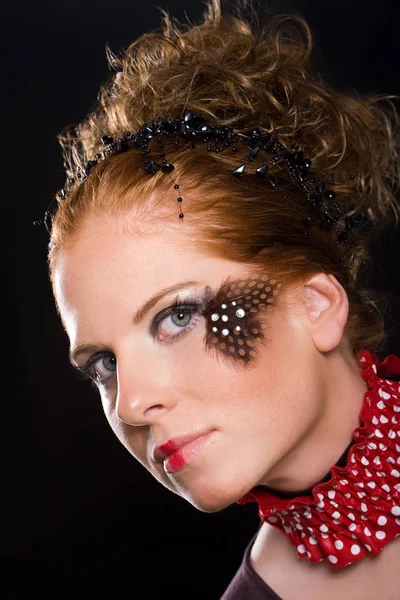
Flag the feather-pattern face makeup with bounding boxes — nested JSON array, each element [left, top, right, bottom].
[[202, 274, 282, 368]]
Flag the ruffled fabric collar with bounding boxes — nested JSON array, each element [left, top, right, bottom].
[[238, 349, 400, 568]]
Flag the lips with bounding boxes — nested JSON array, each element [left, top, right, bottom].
[[153, 430, 215, 473]]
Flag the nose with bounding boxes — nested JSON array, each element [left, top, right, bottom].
[[115, 353, 178, 426]]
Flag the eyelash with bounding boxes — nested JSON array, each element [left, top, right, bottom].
[[76, 298, 204, 384]]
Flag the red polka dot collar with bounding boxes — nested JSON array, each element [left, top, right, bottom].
[[238, 349, 400, 568]]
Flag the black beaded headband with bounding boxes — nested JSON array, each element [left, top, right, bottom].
[[41, 110, 371, 257]]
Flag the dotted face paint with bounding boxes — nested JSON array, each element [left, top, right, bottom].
[[202, 274, 282, 369]]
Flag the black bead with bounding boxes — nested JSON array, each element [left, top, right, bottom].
[[233, 165, 245, 176], [177, 197, 183, 202], [179, 213, 184, 219], [248, 146, 261, 161], [161, 163, 175, 173], [302, 217, 313, 227], [174, 184, 180, 189], [337, 231, 349, 243], [350, 174, 355, 179], [101, 135, 114, 145], [144, 160, 162, 175], [324, 190, 336, 200], [256, 164, 268, 177]]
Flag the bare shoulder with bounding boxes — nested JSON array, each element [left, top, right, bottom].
[[250, 523, 400, 600]]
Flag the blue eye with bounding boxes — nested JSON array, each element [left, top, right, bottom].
[[154, 300, 204, 342], [80, 353, 117, 384]]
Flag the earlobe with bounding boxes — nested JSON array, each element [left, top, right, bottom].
[[302, 273, 349, 353]]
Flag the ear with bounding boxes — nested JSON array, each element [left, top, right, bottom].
[[301, 273, 349, 353]]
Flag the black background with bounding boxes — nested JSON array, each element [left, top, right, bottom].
[[5, 1, 400, 598]]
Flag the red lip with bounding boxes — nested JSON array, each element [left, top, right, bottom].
[[153, 430, 215, 472]]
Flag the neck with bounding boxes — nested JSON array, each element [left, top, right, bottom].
[[260, 343, 368, 493]]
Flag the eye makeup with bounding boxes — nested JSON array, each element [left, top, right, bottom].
[[202, 274, 282, 368]]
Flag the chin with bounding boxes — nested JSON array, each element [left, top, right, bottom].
[[173, 473, 253, 513]]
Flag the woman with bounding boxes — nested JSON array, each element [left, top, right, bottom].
[[45, 1, 400, 598]]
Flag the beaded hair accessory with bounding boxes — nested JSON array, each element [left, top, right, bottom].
[[42, 110, 371, 257]]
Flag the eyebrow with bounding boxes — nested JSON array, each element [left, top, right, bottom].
[[69, 280, 200, 365]]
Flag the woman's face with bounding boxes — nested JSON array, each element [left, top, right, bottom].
[[53, 209, 326, 512]]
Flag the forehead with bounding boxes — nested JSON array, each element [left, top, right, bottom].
[[52, 210, 255, 342]]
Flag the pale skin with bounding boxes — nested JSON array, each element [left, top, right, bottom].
[[53, 208, 400, 599]]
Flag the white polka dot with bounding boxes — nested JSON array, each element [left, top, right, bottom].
[[373, 456, 381, 465], [321, 533, 329, 539], [380, 415, 389, 424], [372, 416, 379, 425], [351, 544, 361, 555], [297, 544, 306, 553], [334, 540, 344, 550], [379, 443, 387, 450], [376, 531, 386, 540], [361, 503, 368, 513], [382, 484, 391, 493], [396, 519, 400, 526], [339, 479, 348, 485], [268, 516, 278, 523], [221, 315, 228, 322], [378, 516, 387, 526], [391, 469, 400, 478], [347, 513, 355, 521], [377, 400, 385, 409], [306, 551, 312, 558], [317, 501, 324, 509], [389, 430, 396, 439], [361, 457, 369, 466], [284, 525, 291, 534], [365, 544, 372, 552], [357, 492, 366, 499], [319, 524, 328, 532], [368, 443, 377, 450], [364, 527, 372, 536], [367, 481, 376, 489], [391, 506, 400, 516], [351, 469, 359, 476], [328, 490, 336, 499], [309, 536, 317, 545], [328, 555, 338, 564], [375, 429, 384, 438], [394, 405, 400, 412], [382, 390, 391, 399], [295, 523, 303, 530], [332, 511, 341, 519], [349, 523, 357, 532]]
